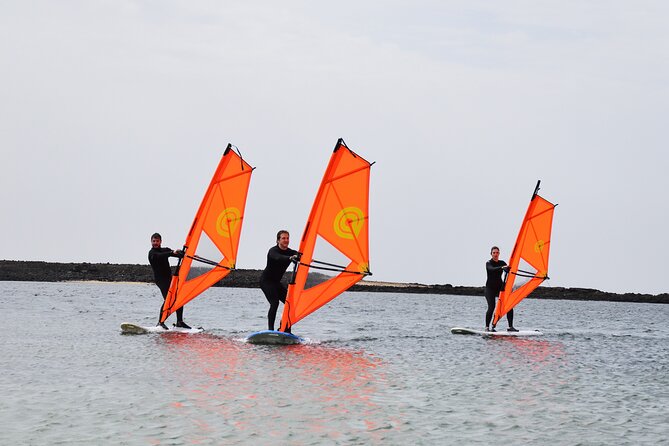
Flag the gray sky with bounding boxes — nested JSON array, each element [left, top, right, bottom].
[[1, 1, 667, 295]]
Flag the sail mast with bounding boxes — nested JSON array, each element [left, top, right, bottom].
[[279, 139, 372, 332], [493, 180, 556, 326], [160, 145, 254, 323]]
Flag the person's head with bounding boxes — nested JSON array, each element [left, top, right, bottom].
[[490, 246, 500, 261], [151, 233, 162, 248], [276, 230, 290, 250]]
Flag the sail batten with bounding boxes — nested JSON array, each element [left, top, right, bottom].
[[279, 140, 372, 332], [493, 181, 556, 326], [160, 145, 253, 323]]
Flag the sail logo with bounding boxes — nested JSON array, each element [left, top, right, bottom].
[[216, 207, 242, 238], [334, 207, 365, 239], [534, 240, 546, 253]]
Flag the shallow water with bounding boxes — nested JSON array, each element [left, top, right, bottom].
[[1, 281, 667, 445]]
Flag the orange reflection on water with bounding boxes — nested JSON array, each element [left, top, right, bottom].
[[154, 333, 391, 442], [489, 336, 567, 370]]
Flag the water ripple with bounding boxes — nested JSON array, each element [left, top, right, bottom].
[[1, 283, 668, 444]]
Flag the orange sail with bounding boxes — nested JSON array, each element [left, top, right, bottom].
[[279, 139, 372, 332], [160, 145, 254, 323], [493, 181, 557, 326]]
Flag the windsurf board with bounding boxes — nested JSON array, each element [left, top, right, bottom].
[[246, 330, 303, 345], [450, 327, 543, 336], [120, 322, 204, 335]]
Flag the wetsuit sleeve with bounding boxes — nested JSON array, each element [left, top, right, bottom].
[[149, 247, 178, 261], [268, 247, 297, 261], [487, 260, 508, 272]]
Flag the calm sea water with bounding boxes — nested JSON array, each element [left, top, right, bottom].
[[1, 281, 667, 445]]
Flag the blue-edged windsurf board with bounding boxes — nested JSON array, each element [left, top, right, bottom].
[[246, 330, 303, 345]]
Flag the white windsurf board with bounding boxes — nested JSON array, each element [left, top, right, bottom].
[[120, 322, 204, 335]]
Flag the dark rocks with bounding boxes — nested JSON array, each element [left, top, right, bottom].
[[0, 260, 666, 304]]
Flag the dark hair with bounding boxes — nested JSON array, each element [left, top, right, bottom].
[[276, 230, 289, 242], [490, 246, 499, 254], [151, 233, 162, 240]]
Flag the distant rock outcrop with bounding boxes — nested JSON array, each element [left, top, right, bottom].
[[0, 260, 667, 304]]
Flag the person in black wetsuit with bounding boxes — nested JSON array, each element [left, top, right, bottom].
[[260, 230, 298, 332], [485, 246, 517, 332], [148, 233, 189, 330]]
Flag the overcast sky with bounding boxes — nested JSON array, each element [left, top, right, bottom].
[[1, 1, 667, 295]]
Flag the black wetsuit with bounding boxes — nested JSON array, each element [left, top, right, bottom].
[[260, 245, 298, 331], [485, 258, 513, 328], [148, 247, 184, 323]]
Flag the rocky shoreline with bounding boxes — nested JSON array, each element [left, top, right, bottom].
[[1, 260, 667, 304]]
